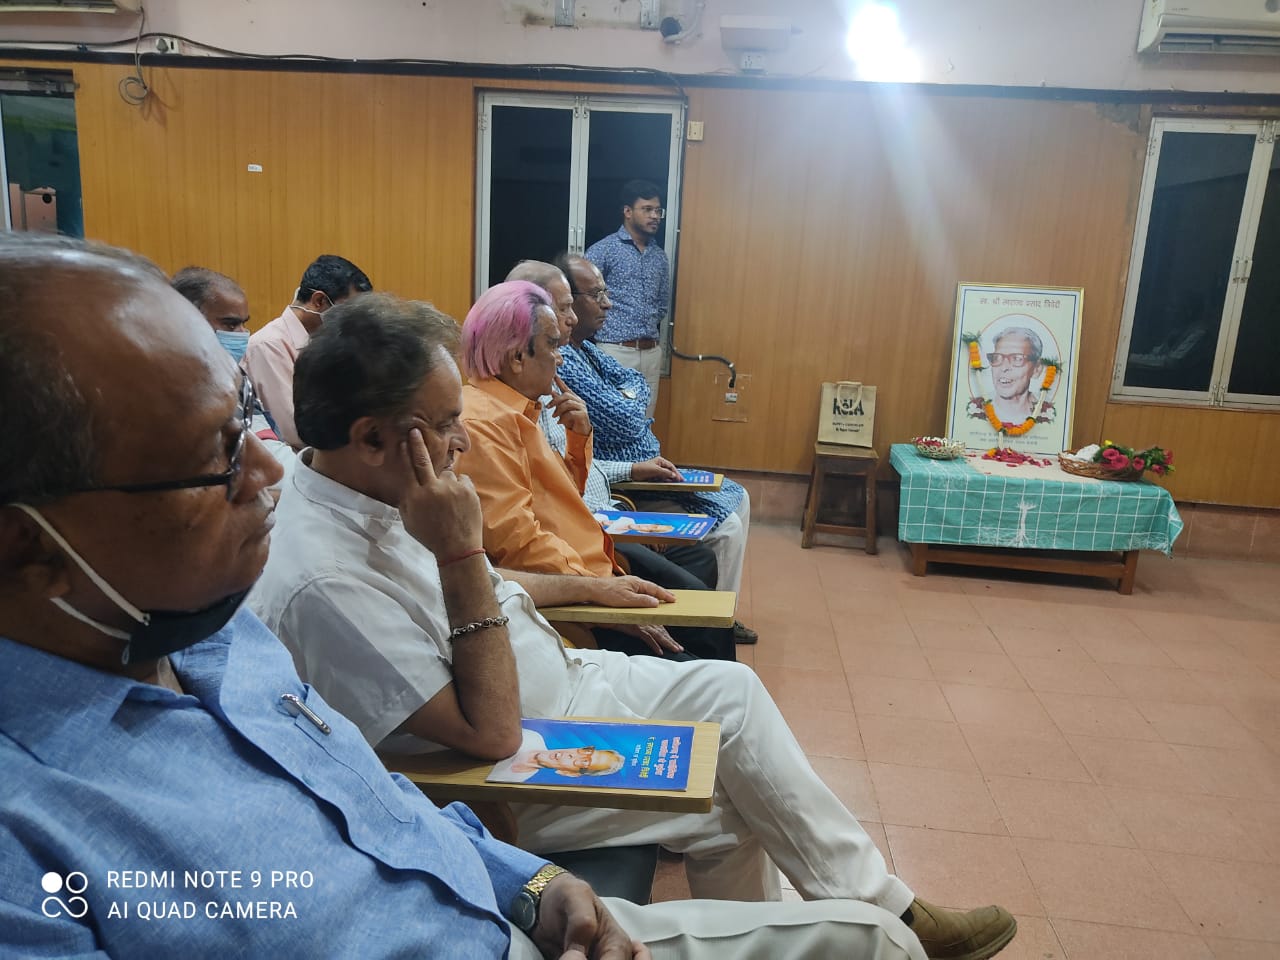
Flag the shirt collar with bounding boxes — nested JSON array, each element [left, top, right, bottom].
[[613, 224, 640, 248], [277, 304, 312, 345], [290, 449, 403, 541], [467, 377, 541, 421], [0, 624, 234, 770]]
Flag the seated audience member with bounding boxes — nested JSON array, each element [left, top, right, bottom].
[[555, 253, 756, 643], [456, 281, 731, 661], [249, 290, 1016, 960], [507, 259, 721, 594], [171, 266, 295, 473], [243, 254, 371, 448], [0, 235, 933, 960]]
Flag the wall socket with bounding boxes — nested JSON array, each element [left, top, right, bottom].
[[738, 51, 766, 72], [153, 36, 182, 55]]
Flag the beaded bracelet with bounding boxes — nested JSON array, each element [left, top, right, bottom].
[[448, 616, 510, 641]]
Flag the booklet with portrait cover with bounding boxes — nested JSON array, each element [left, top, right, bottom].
[[592, 509, 714, 541], [486, 718, 695, 791]]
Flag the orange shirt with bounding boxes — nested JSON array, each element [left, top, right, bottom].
[[458, 378, 620, 578]]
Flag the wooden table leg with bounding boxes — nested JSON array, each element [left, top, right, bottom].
[[801, 464, 824, 549], [910, 542, 929, 577], [1118, 549, 1139, 595], [864, 471, 878, 555]]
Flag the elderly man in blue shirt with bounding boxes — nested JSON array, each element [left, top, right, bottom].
[[585, 179, 670, 417], [0, 235, 944, 959]]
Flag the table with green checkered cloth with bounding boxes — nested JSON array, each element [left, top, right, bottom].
[[890, 444, 1183, 556]]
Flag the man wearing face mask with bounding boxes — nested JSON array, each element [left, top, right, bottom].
[[171, 266, 295, 473], [244, 254, 371, 449], [0, 234, 939, 960]]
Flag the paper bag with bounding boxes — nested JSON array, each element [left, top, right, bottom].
[[817, 381, 876, 447]]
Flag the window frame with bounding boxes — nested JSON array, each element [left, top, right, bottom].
[[1112, 116, 1280, 410]]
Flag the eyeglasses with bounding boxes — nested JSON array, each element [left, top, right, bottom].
[[987, 352, 1037, 367], [572, 286, 610, 305], [632, 206, 665, 219], [566, 747, 597, 770], [68, 376, 255, 502]]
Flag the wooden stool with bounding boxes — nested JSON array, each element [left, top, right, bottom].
[[801, 442, 878, 554]]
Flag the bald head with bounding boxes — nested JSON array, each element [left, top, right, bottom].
[[0, 234, 232, 505], [506, 260, 576, 343]]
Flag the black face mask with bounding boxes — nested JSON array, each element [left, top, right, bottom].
[[10, 503, 248, 665]]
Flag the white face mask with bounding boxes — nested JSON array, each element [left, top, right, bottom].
[[8, 503, 248, 664], [293, 289, 334, 318]]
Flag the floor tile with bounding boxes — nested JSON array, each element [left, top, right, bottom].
[[940, 684, 1058, 735], [1158, 638, 1260, 678], [926, 650, 1029, 690], [1204, 937, 1280, 958], [993, 626, 1091, 661], [1038, 691, 1163, 741], [1015, 838, 1192, 931], [1050, 919, 1212, 959], [1172, 744, 1280, 802], [848, 675, 954, 722], [869, 763, 1006, 834], [837, 640, 934, 680], [781, 705, 865, 760], [908, 618, 1004, 653], [1014, 655, 1123, 697], [1100, 662, 1216, 704], [806, 756, 881, 822], [858, 715, 978, 772], [755, 664, 854, 713], [1136, 700, 1262, 750], [1146, 852, 1280, 943], [884, 826, 1044, 916], [1067, 735, 1203, 793], [1224, 798, 1280, 864], [998, 915, 1065, 960], [894, 590, 984, 624], [1076, 632, 1177, 666], [987, 776, 1133, 846], [962, 724, 1093, 782], [1103, 786, 1261, 862]]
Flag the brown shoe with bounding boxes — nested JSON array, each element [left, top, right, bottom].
[[904, 898, 1017, 959]]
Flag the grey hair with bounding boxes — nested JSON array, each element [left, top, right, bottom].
[[171, 265, 242, 310], [505, 259, 566, 292], [994, 326, 1043, 362], [0, 234, 164, 505]]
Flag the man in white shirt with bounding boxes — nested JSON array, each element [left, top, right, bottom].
[[250, 292, 1017, 960]]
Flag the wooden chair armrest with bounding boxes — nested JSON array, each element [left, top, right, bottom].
[[540, 589, 736, 627]]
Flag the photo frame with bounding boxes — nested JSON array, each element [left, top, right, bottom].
[[945, 283, 1084, 455]]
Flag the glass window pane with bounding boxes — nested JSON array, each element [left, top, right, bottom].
[[1229, 145, 1280, 398], [1123, 131, 1254, 391], [2, 93, 82, 237], [584, 110, 671, 250], [487, 105, 572, 288]]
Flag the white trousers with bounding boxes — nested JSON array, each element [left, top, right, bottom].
[[597, 341, 663, 417], [516, 655, 915, 914], [508, 895, 926, 959], [637, 493, 749, 595]]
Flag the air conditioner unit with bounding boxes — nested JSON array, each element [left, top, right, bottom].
[[0, 0, 140, 12], [1138, 0, 1280, 54]]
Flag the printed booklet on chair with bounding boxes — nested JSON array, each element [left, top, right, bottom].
[[592, 510, 714, 541], [677, 468, 716, 484], [486, 718, 695, 791]]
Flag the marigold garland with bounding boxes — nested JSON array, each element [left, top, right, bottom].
[[965, 338, 1059, 443]]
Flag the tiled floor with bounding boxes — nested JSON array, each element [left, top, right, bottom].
[[651, 523, 1280, 959]]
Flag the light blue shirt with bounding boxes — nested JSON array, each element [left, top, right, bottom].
[[585, 225, 670, 343], [0, 609, 547, 958]]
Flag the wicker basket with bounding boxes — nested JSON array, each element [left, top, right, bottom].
[[1058, 450, 1141, 482], [913, 437, 966, 460]]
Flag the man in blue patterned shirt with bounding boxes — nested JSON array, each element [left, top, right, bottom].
[[585, 179, 670, 416]]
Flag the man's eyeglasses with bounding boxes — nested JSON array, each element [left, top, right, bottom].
[[67, 376, 254, 502], [572, 287, 610, 305], [987, 352, 1037, 368], [633, 206, 665, 220]]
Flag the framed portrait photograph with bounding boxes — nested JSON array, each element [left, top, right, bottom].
[[945, 283, 1084, 455]]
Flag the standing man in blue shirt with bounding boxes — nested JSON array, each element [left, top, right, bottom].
[[585, 179, 670, 416], [0, 234, 940, 959]]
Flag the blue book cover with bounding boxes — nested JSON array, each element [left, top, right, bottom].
[[592, 509, 714, 541], [486, 718, 695, 791], [678, 468, 716, 484]]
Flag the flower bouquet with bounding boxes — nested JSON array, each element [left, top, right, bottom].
[[1059, 441, 1174, 482]]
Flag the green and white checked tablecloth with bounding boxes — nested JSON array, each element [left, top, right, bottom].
[[890, 444, 1184, 556]]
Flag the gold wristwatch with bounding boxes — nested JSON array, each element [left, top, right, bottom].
[[510, 864, 568, 933]]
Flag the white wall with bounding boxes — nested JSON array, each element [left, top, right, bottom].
[[3, 0, 1280, 95]]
